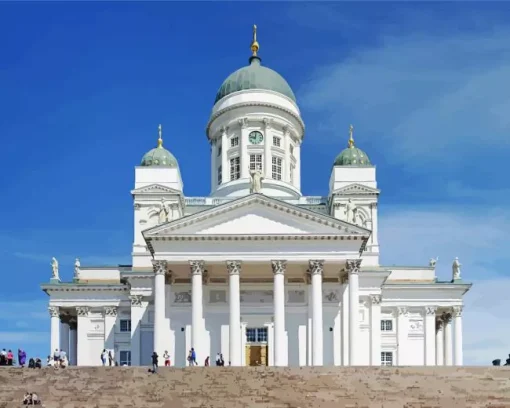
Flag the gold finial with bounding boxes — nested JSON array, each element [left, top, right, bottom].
[[348, 124, 355, 148], [157, 124, 163, 148], [250, 24, 259, 57]]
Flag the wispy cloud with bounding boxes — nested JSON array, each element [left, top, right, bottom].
[[380, 205, 510, 365]]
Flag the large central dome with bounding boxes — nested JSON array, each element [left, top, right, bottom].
[[214, 25, 296, 104]]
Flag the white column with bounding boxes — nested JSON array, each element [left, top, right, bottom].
[[283, 127, 290, 182], [211, 140, 217, 190], [369, 203, 379, 249], [152, 260, 167, 358], [443, 312, 453, 366], [76, 307, 90, 366], [227, 261, 242, 366], [49, 306, 60, 356], [396, 307, 408, 366], [239, 118, 249, 179], [69, 320, 77, 366], [424, 306, 437, 366], [272, 260, 286, 366], [190, 260, 205, 362], [341, 278, 349, 366], [221, 127, 228, 184], [309, 260, 324, 366], [435, 319, 444, 366], [347, 259, 361, 365], [129, 296, 144, 366], [453, 306, 463, 366], [369, 295, 381, 366], [104, 307, 117, 356], [263, 118, 272, 179], [294, 143, 301, 191], [307, 280, 313, 366], [60, 319, 70, 355]]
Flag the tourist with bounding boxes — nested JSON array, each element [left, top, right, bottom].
[[100, 349, 108, 366], [0, 349, 6, 365], [108, 350, 114, 366], [46, 355, 53, 367], [204, 356, 210, 366], [18, 349, 27, 368], [215, 352, 221, 366], [31, 392, 41, 405], [23, 392, 31, 405], [190, 348, 197, 366], [187, 350, 192, 366], [52, 349, 60, 367], [34, 358, 42, 369], [151, 351, 158, 374], [28, 358, 35, 369], [218, 353, 225, 366], [163, 350, 171, 366], [7, 349, 13, 365], [59, 349, 67, 366]]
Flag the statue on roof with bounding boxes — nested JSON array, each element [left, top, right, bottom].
[[158, 199, 169, 224], [345, 199, 357, 223], [51, 257, 59, 280], [429, 257, 438, 268], [452, 257, 462, 280], [74, 258, 81, 280], [249, 167, 264, 194]]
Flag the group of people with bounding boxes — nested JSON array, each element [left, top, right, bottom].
[[22, 392, 41, 405], [100, 349, 115, 366], [49, 349, 68, 368], [0, 348, 27, 366]]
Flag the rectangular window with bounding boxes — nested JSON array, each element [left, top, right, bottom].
[[381, 351, 393, 366], [217, 165, 222, 185], [249, 154, 263, 171], [230, 137, 239, 147], [290, 163, 295, 184], [230, 157, 240, 180], [246, 328, 268, 343], [256, 327, 268, 342], [381, 320, 393, 331], [119, 319, 131, 333], [272, 156, 282, 180], [290, 144, 294, 156], [119, 350, 131, 366], [273, 136, 281, 147]]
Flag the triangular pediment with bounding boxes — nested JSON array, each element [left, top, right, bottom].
[[131, 184, 182, 196], [144, 194, 371, 238], [332, 183, 380, 196]]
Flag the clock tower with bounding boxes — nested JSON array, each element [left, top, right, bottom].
[[206, 26, 304, 198]]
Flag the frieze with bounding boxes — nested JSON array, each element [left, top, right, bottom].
[[323, 289, 340, 303], [287, 290, 305, 303], [209, 290, 226, 304], [240, 290, 273, 304], [408, 319, 424, 333], [174, 291, 192, 304]]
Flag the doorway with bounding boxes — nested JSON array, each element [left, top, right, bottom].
[[245, 327, 268, 366]]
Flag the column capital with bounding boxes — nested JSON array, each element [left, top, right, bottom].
[[370, 295, 382, 305], [238, 117, 249, 129], [262, 117, 273, 129], [48, 306, 59, 317], [104, 306, 118, 317], [76, 306, 90, 317], [425, 306, 437, 315], [271, 260, 287, 275], [370, 202, 378, 209], [346, 259, 362, 275], [152, 259, 168, 275], [308, 260, 324, 275], [282, 125, 290, 136], [452, 306, 463, 317], [220, 125, 230, 135], [226, 260, 242, 276], [397, 307, 408, 317], [129, 295, 144, 307], [189, 260, 205, 276]]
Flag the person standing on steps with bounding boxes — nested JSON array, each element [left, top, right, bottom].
[[151, 351, 159, 374], [100, 349, 108, 366], [190, 348, 197, 366], [163, 350, 171, 367]]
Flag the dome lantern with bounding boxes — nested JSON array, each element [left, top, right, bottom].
[[140, 124, 179, 168], [333, 124, 372, 166]]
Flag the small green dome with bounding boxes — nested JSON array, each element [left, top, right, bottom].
[[141, 126, 179, 167], [333, 126, 372, 166], [214, 56, 296, 104]]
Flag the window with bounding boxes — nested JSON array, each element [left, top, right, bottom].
[[290, 164, 295, 184], [272, 156, 282, 180], [381, 352, 393, 366], [230, 157, 240, 180], [120, 319, 131, 332], [381, 320, 393, 331], [230, 137, 239, 147], [290, 144, 294, 156], [217, 165, 222, 185], [273, 136, 281, 147], [246, 327, 268, 343], [119, 351, 131, 366], [217, 144, 222, 157], [249, 154, 263, 171]]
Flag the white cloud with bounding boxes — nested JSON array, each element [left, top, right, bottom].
[[379, 206, 510, 365], [298, 26, 510, 169]]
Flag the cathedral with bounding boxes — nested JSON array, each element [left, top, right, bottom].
[[41, 26, 471, 368]]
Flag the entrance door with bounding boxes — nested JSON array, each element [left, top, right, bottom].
[[245, 327, 268, 366]]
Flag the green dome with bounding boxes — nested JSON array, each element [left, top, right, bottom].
[[141, 128, 179, 167], [334, 146, 371, 166], [214, 57, 296, 104]]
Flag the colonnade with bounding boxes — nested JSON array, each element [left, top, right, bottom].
[[435, 306, 463, 366]]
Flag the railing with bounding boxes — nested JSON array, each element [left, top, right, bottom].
[[184, 195, 328, 207]]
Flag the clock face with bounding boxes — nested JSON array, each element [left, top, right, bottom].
[[249, 131, 264, 144]]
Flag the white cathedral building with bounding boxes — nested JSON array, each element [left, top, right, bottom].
[[42, 26, 470, 368]]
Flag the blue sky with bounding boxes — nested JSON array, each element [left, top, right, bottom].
[[1, 2, 509, 365]]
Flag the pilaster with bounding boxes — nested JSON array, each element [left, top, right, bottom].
[[76, 306, 90, 366], [129, 296, 144, 366], [424, 306, 436, 366], [396, 307, 408, 366], [369, 295, 381, 366], [452, 306, 463, 366], [221, 127, 229, 184], [239, 118, 249, 179], [309, 259, 324, 366], [341, 276, 349, 366], [272, 259, 287, 366], [104, 306, 117, 356], [263, 118, 272, 179], [227, 260, 242, 366], [347, 259, 361, 365]]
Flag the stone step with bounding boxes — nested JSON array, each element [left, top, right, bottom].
[[0, 367, 509, 408]]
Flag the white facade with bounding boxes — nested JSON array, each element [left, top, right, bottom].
[[41, 30, 470, 368]]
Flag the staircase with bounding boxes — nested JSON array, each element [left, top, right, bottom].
[[1, 366, 510, 408]]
